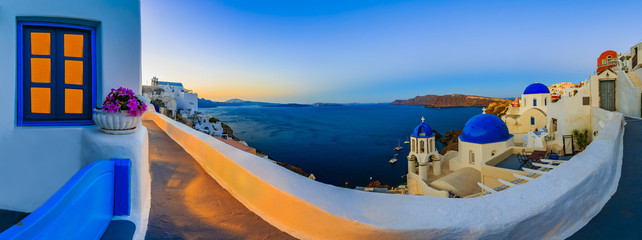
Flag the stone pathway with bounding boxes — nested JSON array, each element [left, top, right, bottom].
[[570, 117, 642, 239], [143, 120, 295, 240]]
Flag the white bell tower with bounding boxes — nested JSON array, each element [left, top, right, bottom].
[[408, 117, 438, 182]]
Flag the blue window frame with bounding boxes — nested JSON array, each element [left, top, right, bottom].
[[530, 117, 535, 125], [18, 22, 96, 126], [533, 99, 537, 106], [545, 98, 547, 106]]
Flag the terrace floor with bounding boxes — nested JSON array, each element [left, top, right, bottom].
[[570, 117, 642, 239], [143, 120, 295, 240], [494, 154, 572, 170]]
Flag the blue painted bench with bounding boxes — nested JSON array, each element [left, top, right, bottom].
[[0, 159, 132, 240]]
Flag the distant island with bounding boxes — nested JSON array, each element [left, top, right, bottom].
[[199, 95, 506, 109], [391, 94, 507, 108], [198, 98, 273, 108], [198, 98, 356, 108], [263, 103, 311, 108]]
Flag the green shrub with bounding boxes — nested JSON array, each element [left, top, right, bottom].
[[151, 99, 165, 108], [571, 128, 591, 151]]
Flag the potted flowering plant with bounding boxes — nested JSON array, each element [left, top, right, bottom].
[[93, 87, 147, 134]]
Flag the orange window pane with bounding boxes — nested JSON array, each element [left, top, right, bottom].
[[31, 58, 51, 83], [64, 34, 83, 57], [65, 89, 83, 114], [65, 60, 83, 85], [31, 87, 51, 114], [31, 32, 50, 55]]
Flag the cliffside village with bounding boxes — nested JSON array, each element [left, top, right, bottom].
[[397, 43, 641, 198], [142, 78, 265, 154], [142, 78, 314, 178], [144, 40, 641, 196]]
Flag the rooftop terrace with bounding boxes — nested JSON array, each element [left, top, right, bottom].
[[494, 154, 572, 171]]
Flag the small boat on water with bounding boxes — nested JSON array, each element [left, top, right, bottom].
[[404, 137, 410, 144], [394, 139, 403, 151], [389, 157, 398, 164]]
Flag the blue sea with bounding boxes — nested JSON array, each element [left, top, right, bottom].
[[200, 104, 481, 188]]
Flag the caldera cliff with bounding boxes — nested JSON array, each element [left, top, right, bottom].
[[391, 94, 507, 108]]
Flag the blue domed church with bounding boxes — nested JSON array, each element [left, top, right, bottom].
[[453, 114, 514, 170], [502, 82, 551, 134], [405, 114, 515, 198]]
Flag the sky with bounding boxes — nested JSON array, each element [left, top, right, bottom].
[[141, 0, 642, 103]]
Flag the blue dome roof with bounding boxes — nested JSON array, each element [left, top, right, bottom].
[[460, 114, 512, 144], [411, 121, 434, 138], [523, 83, 550, 95]]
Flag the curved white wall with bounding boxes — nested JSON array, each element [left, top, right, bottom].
[[407, 172, 449, 197], [82, 126, 150, 239], [616, 69, 642, 118], [145, 110, 624, 239]]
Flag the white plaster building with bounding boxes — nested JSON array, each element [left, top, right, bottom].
[[146, 78, 199, 116], [449, 114, 514, 171], [546, 46, 642, 155], [547, 81, 593, 154], [0, 0, 149, 238], [549, 82, 575, 95], [588, 47, 642, 118], [193, 115, 228, 139], [406, 114, 514, 198], [502, 83, 552, 135]]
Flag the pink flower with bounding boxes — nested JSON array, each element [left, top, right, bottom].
[[127, 99, 139, 110], [127, 109, 140, 117], [103, 102, 119, 113], [101, 87, 144, 116]]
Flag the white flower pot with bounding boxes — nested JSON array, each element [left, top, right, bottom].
[[93, 109, 143, 135]]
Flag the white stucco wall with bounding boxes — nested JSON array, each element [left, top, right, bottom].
[[505, 108, 547, 134], [0, 0, 142, 215], [547, 85, 592, 150], [589, 74, 600, 108], [455, 141, 482, 171], [631, 42, 642, 70], [407, 172, 449, 197], [591, 108, 620, 138], [184, 92, 199, 112], [588, 67, 641, 118], [616, 69, 642, 118], [456, 138, 513, 171], [519, 93, 551, 115], [82, 126, 150, 239], [145, 110, 624, 239], [175, 91, 198, 112]]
